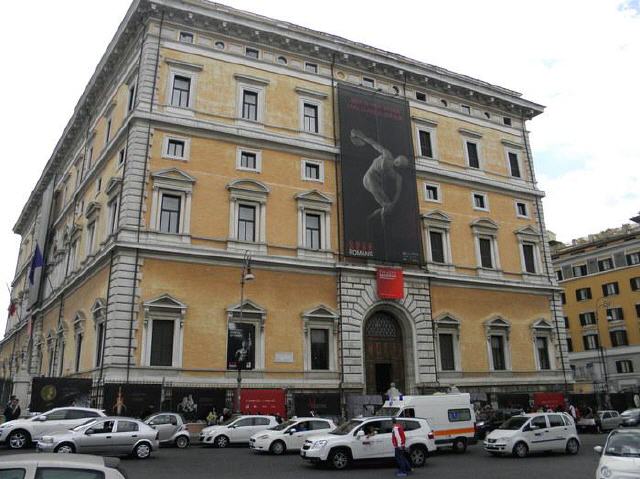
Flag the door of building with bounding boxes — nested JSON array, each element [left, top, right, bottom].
[[364, 312, 405, 395]]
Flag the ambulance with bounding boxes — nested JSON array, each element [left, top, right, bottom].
[[376, 393, 476, 452]]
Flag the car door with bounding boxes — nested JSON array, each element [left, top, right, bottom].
[[355, 419, 393, 459], [112, 420, 140, 454], [79, 419, 116, 454], [523, 415, 549, 452], [547, 414, 569, 450], [250, 417, 272, 439], [286, 421, 313, 450], [229, 417, 254, 442], [148, 414, 175, 442], [33, 409, 72, 439]]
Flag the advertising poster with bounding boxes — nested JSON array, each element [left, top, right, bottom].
[[293, 393, 340, 418], [30, 377, 92, 412], [171, 388, 227, 421], [103, 383, 161, 419], [240, 389, 286, 417], [227, 322, 255, 370], [338, 84, 422, 264]]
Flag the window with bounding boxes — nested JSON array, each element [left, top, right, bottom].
[[607, 307, 624, 321], [598, 258, 614, 271], [150, 319, 174, 366], [561, 292, 566, 304], [166, 139, 185, 159], [87, 420, 114, 435], [627, 252, 640, 265], [508, 152, 521, 178], [74, 333, 83, 373], [302, 160, 323, 182], [362, 77, 375, 88], [472, 193, 488, 212], [117, 421, 139, 433], [579, 312, 596, 326], [610, 330, 628, 347], [575, 287, 592, 301], [142, 295, 186, 368], [630, 277, 640, 291], [237, 204, 256, 242], [564, 316, 570, 328], [95, 177, 102, 194], [159, 194, 181, 234], [429, 231, 446, 264], [516, 202, 528, 218], [245, 47, 259, 59], [415, 91, 426, 102], [522, 242, 537, 273], [95, 322, 105, 367], [0, 469, 25, 479], [460, 105, 471, 115], [239, 151, 257, 171], [583, 334, 599, 350], [118, 148, 126, 167], [105, 118, 112, 145], [556, 270, 563, 281], [503, 117, 512, 126], [602, 282, 620, 297], [179, 31, 194, 43], [310, 328, 329, 370], [304, 62, 318, 74], [636, 303, 640, 318], [616, 360, 634, 373], [536, 337, 551, 370], [242, 90, 258, 121], [418, 130, 433, 157], [448, 409, 471, 422], [548, 415, 565, 428], [35, 468, 103, 479], [424, 183, 440, 202], [303, 103, 319, 133], [128, 84, 136, 112], [171, 75, 191, 108], [566, 337, 573, 352], [305, 213, 322, 250], [573, 264, 588, 277], [466, 141, 480, 168], [69, 239, 78, 271], [438, 333, 455, 371], [107, 198, 119, 235], [85, 221, 96, 255], [490, 335, 506, 370], [214, 41, 225, 49], [479, 237, 494, 269], [276, 56, 287, 65]]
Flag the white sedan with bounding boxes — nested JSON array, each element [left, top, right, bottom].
[[250, 417, 336, 455], [594, 428, 640, 479], [200, 415, 278, 448]]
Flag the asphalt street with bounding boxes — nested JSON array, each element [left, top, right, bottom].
[[0, 434, 604, 479]]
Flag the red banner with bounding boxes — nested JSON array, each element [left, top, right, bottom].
[[240, 389, 286, 417], [376, 268, 404, 299], [533, 392, 565, 410]]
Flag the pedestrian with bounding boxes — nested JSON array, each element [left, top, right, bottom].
[[206, 408, 217, 426], [391, 417, 411, 477], [4, 397, 21, 421], [568, 403, 577, 421], [386, 382, 401, 400]]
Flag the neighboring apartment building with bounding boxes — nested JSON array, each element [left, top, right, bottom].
[[552, 218, 640, 396], [0, 0, 566, 416]]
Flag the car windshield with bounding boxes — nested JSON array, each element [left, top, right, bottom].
[[499, 416, 529, 430], [330, 419, 362, 435], [270, 420, 296, 431], [221, 415, 241, 426], [605, 432, 640, 457], [375, 407, 400, 417], [72, 419, 97, 431]]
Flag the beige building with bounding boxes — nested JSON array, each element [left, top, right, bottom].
[[0, 0, 567, 418]]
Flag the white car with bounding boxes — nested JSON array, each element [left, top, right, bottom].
[[300, 417, 436, 470], [250, 417, 336, 455], [594, 428, 640, 479], [484, 412, 580, 458], [0, 453, 126, 479], [0, 407, 106, 450], [199, 415, 278, 448]]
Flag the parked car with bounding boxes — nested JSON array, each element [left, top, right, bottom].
[[594, 428, 640, 479], [484, 413, 580, 458], [250, 417, 335, 455], [0, 453, 127, 479], [300, 416, 436, 470], [475, 408, 524, 439], [0, 407, 106, 450], [578, 410, 624, 433], [144, 412, 191, 448], [36, 417, 159, 459], [200, 415, 278, 448], [621, 409, 640, 428]]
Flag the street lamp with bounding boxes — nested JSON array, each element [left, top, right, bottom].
[[594, 296, 612, 408], [234, 251, 255, 414]]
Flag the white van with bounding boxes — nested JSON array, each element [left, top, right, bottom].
[[376, 393, 476, 452]]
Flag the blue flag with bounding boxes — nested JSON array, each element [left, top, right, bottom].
[[28, 244, 45, 286]]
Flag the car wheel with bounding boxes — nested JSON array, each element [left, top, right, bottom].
[[175, 436, 189, 449], [134, 442, 152, 459], [329, 448, 351, 470], [269, 440, 286, 455], [8, 430, 30, 450], [452, 437, 467, 453], [565, 438, 579, 455], [215, 435, 229, 448], [409, 445, 427, 467], [512, 441, 529, 458], [54, 443, 75, 454]]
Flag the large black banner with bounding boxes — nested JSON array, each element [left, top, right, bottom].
[[338, 84, 422, 264], [170, 388, 227, 421], [103, 383, 161, 419], [227, 322, 255, 370], [30, 377, 92, 412]]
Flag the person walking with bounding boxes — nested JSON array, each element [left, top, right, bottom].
[[391, 418, 411, 477], [4, 397, 21, 421]]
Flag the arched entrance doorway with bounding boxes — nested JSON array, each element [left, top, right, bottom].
[[364, 311, 405, 395]]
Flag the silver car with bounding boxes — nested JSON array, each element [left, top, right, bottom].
[[36, 417, 159, 459], [144, 412, 191, 448], [0, 453, 127, 479]]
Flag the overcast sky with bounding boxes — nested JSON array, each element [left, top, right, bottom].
[[1, 0, 639, 334]]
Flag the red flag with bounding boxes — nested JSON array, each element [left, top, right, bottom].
[[8, 301, 16, 317]]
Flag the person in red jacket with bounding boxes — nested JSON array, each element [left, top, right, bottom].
[[391, 417, 411, 476]]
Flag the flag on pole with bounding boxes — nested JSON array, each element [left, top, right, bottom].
[[28, 244, 45, 286]]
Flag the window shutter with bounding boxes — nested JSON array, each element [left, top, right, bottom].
[[613, 252, 626, 268], [561, 265, 573, 279], [586, 288, 592, 299], [614, 282, 619, 294], [586, 259, 598, 274], [602, 284, 608, 297]]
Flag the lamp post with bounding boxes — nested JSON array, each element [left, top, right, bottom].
[[234, 251, 255, 414], [594, 296, 611, 409]]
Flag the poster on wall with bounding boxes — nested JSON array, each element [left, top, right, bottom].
[[170, 388, 227, 421], [293, 393, 340, 418], [338, 84, 422, 264], [30, 377, 92, 412], [103, 383, 161, 419], [240, 389, 286, 417], [227, 322, 255, 370]]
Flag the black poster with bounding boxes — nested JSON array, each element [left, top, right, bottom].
[[0, 379, 13, 408], [338, 84, 422, 264], [171, 388, 227, 421], [294, 393, 340, 417], [30, 377, 92, 412], [103, 383, 161, 419], [227, 322, 255, 370]]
